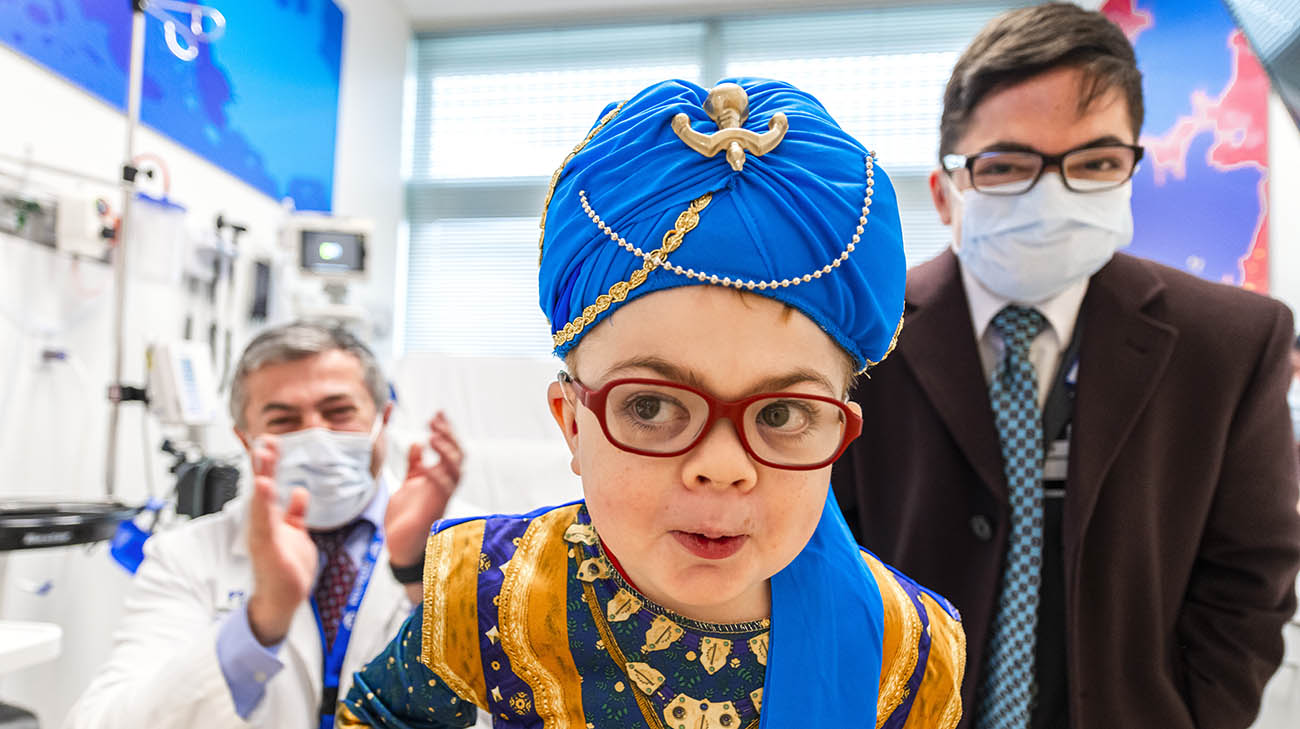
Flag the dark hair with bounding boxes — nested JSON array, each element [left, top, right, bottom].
[[939, 2, 1144, 160]]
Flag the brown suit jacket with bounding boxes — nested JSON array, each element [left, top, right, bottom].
[[833, 250, 1300, 729]]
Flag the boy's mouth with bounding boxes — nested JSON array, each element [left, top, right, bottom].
[[671, 530, 748, 560]]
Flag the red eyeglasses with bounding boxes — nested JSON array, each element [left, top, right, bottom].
[[558, 372, 862, 471]]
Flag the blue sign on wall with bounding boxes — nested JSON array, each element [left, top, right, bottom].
[[0, 0, 344, 212]]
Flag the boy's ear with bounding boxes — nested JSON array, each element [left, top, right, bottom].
[[546, 381, 581, 474]]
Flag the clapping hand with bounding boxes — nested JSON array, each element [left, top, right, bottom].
[[384, 411, 464, 570], [246, 436, 318, 646]]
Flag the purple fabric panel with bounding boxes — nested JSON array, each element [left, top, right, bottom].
[[476, 515, 543, 728]]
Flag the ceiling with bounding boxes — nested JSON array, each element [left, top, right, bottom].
[[398, 0, 888, 32]]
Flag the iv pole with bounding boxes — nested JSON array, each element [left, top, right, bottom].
[[104, 0, 225, 497]]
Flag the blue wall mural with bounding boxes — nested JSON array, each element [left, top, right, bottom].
[[0, 0, 345, 212]]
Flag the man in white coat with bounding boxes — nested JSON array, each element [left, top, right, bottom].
[[66, 322, 479, 728]]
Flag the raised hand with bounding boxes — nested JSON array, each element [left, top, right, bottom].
[[246, 436, 318, 646], [384, 411, 464, 569]]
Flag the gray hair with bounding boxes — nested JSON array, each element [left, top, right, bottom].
[[229, 321, 389, 429]]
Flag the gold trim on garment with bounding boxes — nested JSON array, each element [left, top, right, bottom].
[[551, 193, 712, 348], [334, 705, 371, 728], [498, 504, 586, 729], [539, 101, 627, 262], [600, 538, 772, 635], [861, 552, 922, 727], [861, 312, 905, 373], [421, 521, 489, 709], [912, 592, 967, 729], [579, 556, 760, 729]]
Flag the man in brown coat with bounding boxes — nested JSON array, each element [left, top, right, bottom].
[[832, 5, 1300, 729]]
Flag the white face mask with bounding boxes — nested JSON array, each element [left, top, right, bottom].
[[272, 419, 382, 530], [954, 174, 1133, 304]]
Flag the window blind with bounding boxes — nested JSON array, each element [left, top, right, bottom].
[[412, 24, 706, 181], [403, 217, 554, 357]]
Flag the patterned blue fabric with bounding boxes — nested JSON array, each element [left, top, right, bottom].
[[475, 516, 538, 725], [538, 77, 906, 370], [977, 305, 1048, 729]]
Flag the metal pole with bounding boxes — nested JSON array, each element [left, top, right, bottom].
[[106, 3, 148, 498]]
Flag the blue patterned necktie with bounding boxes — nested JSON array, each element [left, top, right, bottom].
[[976, 305, 1048, 729]]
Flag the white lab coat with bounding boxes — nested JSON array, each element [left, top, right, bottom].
[[64, 495, 415, 729]]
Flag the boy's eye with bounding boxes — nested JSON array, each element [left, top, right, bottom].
[[623, 393, 688, 425], [754, 400, 814, 433], [758, 403, 792, 428], [633, 396, 662, 421]]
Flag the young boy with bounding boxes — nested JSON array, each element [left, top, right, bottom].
[[335, 78, 965, 728]]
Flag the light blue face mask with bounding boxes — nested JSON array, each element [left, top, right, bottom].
[[270, 417, 383, 530], [955, 175, 1133, 304], [1288, 375, 1300, 445]]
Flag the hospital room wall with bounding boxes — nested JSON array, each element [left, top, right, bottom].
[[0, 0, 410, 724], [1270, 96, 1300, 319], [0, 2, 1298, 727]]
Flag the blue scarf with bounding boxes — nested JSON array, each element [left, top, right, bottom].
[[765, 488, 884, 725]]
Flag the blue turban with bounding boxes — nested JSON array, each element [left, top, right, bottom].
[[538, 77, 906, 370]]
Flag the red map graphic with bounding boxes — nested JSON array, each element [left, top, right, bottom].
[[1102, 0, 1271, 290], [1103, 0, 1153, 43]]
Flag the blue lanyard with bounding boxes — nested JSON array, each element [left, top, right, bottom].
[[312, 525, 383, 729]]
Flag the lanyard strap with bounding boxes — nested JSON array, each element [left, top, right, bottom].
[[313, 525, 384, 729]]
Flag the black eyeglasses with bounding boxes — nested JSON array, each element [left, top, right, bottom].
[[942, 143, 1144, 195]]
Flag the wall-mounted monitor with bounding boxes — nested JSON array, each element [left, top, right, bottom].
[[281, 214, 372, 282], [301, 229, 366, 276]]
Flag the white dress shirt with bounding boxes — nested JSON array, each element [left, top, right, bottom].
[[959, 262, 1089, 408]]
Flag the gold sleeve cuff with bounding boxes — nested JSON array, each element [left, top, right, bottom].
[[421, 520, 490, 709]]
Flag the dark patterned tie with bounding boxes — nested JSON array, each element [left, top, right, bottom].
[[311, 525, 359, 648], [976, 305, 1048, 729]]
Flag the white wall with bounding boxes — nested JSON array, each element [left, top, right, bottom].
[[0, 0, 1296, 724], [333, 0, 410, 357], [0, 1, 410, 724], [1269, 94, 1300, 319]]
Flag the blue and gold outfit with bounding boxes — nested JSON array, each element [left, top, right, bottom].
[[339, 77, 967, 727], [339, 503, 964, 728]]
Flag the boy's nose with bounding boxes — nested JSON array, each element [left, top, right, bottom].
[[682, 419, 758, 493]]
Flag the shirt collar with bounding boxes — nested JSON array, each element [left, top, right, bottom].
[[958, 260, 1089, 346], [356, 472, 392, 536]]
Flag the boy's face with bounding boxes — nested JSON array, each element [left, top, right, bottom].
[[547, 286, 859, 624]]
